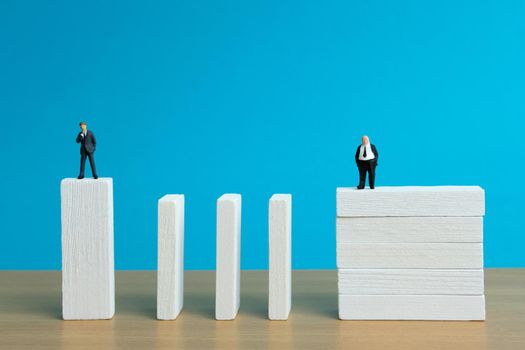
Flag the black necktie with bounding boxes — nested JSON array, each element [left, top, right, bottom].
[[363, 146, 367, 158]]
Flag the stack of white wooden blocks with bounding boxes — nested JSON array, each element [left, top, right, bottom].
[[336, 186, 486, 320]]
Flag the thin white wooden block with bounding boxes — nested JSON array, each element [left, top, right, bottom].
[[338, 295, 486, 320], [338, 269, 484, 295], [336, 186, 485, 217], [337, 217, 483, 243], [337, 243, 483, 268], [269, 194, 292, 320], [216, 194, 242, 320], [61, 178, 114, 320], [157, 194, 185, 320]]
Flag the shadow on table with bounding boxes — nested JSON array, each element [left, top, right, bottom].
[[183, 292, 215, 318], [116, 291, 156, 319], [1, 292, 62, 320], [293, 290, 338, 319]]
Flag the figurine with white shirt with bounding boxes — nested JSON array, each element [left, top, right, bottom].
[[355, 135, 378, 189]]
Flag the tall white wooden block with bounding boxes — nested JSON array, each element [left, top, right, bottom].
[[157, 195, 185, 320], [216, 194, 242, 320], [61, 178, 114, 320], [269, 194, 292, 320]]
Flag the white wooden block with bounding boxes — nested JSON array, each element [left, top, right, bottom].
[[61, 178, 114, 320], [157, 195, 185, 320], [215, 194, 242, 320], [269, 194, 292, 320], [337, 243, 483, 268], [338, 295, 486, 320], [336, 186, 485, 217], [338, 269, 484, 295], [337, 217, 483, 243]]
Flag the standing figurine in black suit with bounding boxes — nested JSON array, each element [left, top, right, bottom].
[[355, 135, 378, 189], [76, 121, 98, 179]]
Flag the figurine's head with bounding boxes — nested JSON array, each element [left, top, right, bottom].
[[79, 121, 87, 132], [361, 135, 370, 145]]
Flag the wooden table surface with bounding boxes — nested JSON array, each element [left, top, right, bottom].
[[0, 269, 524, 349]]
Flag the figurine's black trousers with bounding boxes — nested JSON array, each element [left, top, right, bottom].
[[357, 161, 376, 189], [79, 151, 97, 177]]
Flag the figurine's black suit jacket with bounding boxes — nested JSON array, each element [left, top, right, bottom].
[[76, 130, 96, 154], [355, 144, 379, 166]]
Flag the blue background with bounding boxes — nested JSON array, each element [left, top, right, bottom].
[[1, 0, 524, 270]]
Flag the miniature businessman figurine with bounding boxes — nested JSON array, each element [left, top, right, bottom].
[[76, 121, 98, 179], [355, 135, 378, 189]]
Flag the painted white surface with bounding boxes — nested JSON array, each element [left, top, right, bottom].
[[61, 178, 115, 320], [337, 243, 483, 269], [157, 194, 185, 320], [269, 194, 292, 320], [336, 217, 483, 243], [336, 186, 485, 217], [215, 194, 242, 320], [338, 269, 484, 295], [338, 294, 486, 320]]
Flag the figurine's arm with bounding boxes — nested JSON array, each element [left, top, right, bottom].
[[372, 145, 379, 165], [355, 146, 360, 164], [91, 132, 96, 147], [76, 132, 84, 143]]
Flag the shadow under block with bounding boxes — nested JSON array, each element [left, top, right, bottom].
[[336, 186, 485, 217], [60, 178, 115, 320], [338, 295, 486, 320], [157, 195, 185, 320], [269, 194, 292, 320], [215, 194, 242, 320]]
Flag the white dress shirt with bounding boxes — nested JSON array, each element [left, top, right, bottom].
[[358, 143, 375, 161]]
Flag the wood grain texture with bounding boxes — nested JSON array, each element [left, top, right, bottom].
[[337, 217, 483, 243], [337, 243, 483, 269], [338, 295, 486, 320], [1, 270, 524, 349], [269, 194, 292, 320], [157, 195, 185, 320], [216, 194, 242, 320], [60, 178, 114, 320], [338, 269, 484, 295], [336, 186, 485, 217]]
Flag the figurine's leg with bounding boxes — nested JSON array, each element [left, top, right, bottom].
[[78, 153, 87, 179], [357, 166, 366, 189], [88, 153, 98, 178], [369, 164, 376, 189]]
